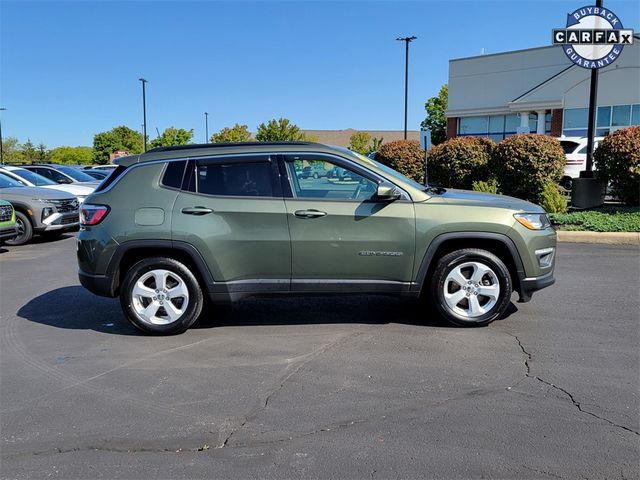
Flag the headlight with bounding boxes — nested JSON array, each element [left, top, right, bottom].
[[514, 213, 551, 230], [42, 207, 55, 221]]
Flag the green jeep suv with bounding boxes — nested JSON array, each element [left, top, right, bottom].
[[77, 142, 556, 334]]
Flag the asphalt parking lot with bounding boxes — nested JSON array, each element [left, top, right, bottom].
[[0, 236, 638, 479]]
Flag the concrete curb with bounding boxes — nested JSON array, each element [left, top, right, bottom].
[[557, 230, 640, 245]]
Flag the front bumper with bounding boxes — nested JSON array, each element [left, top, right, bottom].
[[518, 271, 556, 303], [0, 225, 19, 241], [36, 212, 79, 231]]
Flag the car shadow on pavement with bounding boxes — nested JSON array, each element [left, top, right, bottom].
[[17, 286, 140, 336], [18, 286, 518, 335]]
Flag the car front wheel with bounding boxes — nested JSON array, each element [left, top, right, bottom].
[[430, 248, 512, 327], [120, 257, 203, 335], [5, 211, 33, 246]]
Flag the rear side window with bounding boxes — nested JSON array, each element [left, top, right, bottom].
[[95, 165, 127, 192], [161, 160, 187, 189], [194, 161, 274, 197]]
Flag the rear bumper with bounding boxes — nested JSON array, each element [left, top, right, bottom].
[[518, 271, 555, 303], [79, 270, 116, 297]]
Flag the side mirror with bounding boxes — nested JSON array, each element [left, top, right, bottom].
[[376, 183, 401, 201], [59, 178, 73, 184]]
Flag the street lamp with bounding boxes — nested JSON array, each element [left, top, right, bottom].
[[204, 112, 209, 143], [0, 108, 6, 165], [396, 36, 417, 140], [139, 78, 148, 152]]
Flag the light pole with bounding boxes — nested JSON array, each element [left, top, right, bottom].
[[0, 108, 6, 165], [204, 112, 209, 143], [396, 36, 417, 140], [139, 78, 148, 152]]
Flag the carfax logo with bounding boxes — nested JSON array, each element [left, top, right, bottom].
[[553, 5, 634, 69]]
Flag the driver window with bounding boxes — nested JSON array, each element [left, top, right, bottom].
[[286, 158, 377, 200]]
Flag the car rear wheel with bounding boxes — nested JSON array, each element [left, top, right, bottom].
[[5, 211, 33, 246], [430, 248, 512, 327], [120, 257, 203, 335]]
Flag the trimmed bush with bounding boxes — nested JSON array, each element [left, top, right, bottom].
[[427, 136, 495, 189], [491, 134, 565, 204], [376, 140, 424, 183], [472, 179, 498, 194], [593, 126, 640, 206], [540, 182, 568, 214]]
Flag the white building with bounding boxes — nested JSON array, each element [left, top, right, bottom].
[[445, 37, 640, 141]]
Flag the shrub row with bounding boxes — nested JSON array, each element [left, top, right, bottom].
[[375, 127, 639, 207], [594, 126, 640, 206]]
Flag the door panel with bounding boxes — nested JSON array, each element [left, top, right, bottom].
[[172, 156, 290, 282], [282, 155, 415, 282]]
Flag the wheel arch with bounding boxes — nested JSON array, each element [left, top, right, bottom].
[[9, 202, 36, 227], [107, 240, 214, 296], [415, 232, 525, 297]]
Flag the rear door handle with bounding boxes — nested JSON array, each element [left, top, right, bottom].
[[181, 206, 213, 216], [294, 209, 327, 219]]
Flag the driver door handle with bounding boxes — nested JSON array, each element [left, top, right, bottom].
[[294, 209, 327, 219], [181, 206, 214, 216]]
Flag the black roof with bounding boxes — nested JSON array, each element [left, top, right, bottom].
[[146, 141, 316, 153]]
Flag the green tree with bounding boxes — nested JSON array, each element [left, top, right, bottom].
[[37, 143, 48, 162], [421, 84, 448, 145], [48, 146, 94, 165], [255, 118, 308, 142], [349, 131, 372, 155], [1, 137, 25, 164], [93, 125, 144, 164], [21, 139, 37, 164], [149, 127, 194, 149], [210, 123, 252, 143]]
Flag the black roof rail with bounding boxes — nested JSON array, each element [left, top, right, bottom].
[[146, 141, 318, 153]]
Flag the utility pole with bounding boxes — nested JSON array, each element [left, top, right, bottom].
[[204, 112, 209, 143], [396, 36, 417, 139], [139, 78, 148, 152], [0, 108, 6, 165]]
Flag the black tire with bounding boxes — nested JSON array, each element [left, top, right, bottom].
[[5, 211, 33, 246], [120, 257, 204, 335], [430, 248, 512, 327]]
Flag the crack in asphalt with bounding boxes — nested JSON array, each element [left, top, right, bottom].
[[218, 328, 375, 449], [509, 334, 639, 437]]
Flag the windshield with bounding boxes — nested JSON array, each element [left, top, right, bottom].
[[9, 168, 57, 186], [56, 166, 96, 182], [347, 150, 426, 191], [560, 141, 580, 154], [0, 172, 26, 188]]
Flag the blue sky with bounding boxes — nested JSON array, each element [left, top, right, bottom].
[[1, 0, 638, 148]]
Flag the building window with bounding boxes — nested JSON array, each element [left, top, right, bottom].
[[459, 116, 488, 136], [612, 105, 631, 126], [458, 113, 545, 140], [564, 104, 640, 137]]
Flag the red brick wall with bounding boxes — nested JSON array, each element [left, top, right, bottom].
[[446, 117, 458, 139], [550, 109, 563, 137]]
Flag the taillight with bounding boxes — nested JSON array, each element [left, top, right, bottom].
[[80, 204, 110, 226]]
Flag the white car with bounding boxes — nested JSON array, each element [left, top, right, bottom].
[[558, 136, 603, 190], [0, 166, 95, 203]]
